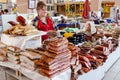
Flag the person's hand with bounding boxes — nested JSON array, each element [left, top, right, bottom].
[[47, 30, 59, 38], [47, 30, 54, 33]]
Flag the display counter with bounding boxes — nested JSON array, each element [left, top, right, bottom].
[[1, 31, 46, 50], [78, 45, 120, 80], [0, 24, 120, 80], [0, 61, 71, 80], [0, 45, 120, 80]]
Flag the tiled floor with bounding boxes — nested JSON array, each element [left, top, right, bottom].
[[102, 58, 120, 80]]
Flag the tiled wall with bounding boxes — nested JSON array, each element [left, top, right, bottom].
[[115, 0, 120, 8], [90, 0, 100, 11], [17, 0, 28, 13]]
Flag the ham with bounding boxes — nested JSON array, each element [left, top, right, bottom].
[[21, 62, 35, 71], [43, 50, 71, 59], [20, 51, 41, 60], [48, 37, 68, 47], [7, 46, 21, 53], [39, 64, 70, 77], [80, 61, 91, 69], [47, 44, 68, 52], [40, 53, 71, 65], [0, 54, 7, 61], [94, 45, 106, 51], [79, 55, 91, 67], [20, 55, 37, 67], [82, 67, 91, 73], [0, 48, 7, 56], [38, 60, 70, 71], [94, 45, 110, 55], [39, 67, 70, 78], [47, 47, 69, 54]]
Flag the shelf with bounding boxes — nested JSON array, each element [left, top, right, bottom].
[[0, 61, 71, 80], [5, 67, 19, 79], [0, 67, 31, 80]]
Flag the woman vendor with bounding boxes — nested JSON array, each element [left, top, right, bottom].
[[31, 1, 54, 41]]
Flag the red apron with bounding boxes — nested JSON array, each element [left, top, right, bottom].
[[37, 17, 54, 41]]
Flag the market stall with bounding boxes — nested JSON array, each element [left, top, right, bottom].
[[0, 15, 120, 80], [0, 62, 71, 80], [0, 40, 120, 80]]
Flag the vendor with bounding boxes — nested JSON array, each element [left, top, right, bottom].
[[90, 11, 100, 24], [84, 21, 96, 35], [84, 21, 97, 41], [31, 1, 54, 41]]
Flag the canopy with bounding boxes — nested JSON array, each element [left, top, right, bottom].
[[82, 0, 90, 19]]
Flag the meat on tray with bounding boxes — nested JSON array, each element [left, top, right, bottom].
[[43, 50, 71, 59], [20, 51, 41, 60], [48, 37, 68, 47], [47, 44, 68, 52], [7, 46, 21, 53], [0, 54, 7, 61], [38, 59, 70, 71], [40, 53, 71, 65], [47, 46, 69, 54], [39, 64, 70, 78]]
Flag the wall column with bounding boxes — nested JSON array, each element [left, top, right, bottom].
[[16, 0, 28, 13], [90, 0, 101, 11], [115, 0, 120, 8]]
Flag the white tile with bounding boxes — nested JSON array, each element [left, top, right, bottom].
[[114, 71, 120, 80], [103, 58, 120, 80]]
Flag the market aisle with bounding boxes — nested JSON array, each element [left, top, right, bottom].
[[102, 57, 120, 80]]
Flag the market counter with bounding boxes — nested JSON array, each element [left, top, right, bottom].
[[0, 45, 120, 80], [78, 45, 120, 80], [0, 61, 71, 80], [1, 31, 46, 50]]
